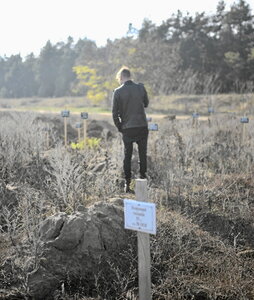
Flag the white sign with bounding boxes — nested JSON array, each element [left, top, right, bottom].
[[148, 123, 158, 131], [124, 199, 156, 235]]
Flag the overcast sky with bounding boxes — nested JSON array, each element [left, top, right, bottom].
[[0, 0, 253, 58]]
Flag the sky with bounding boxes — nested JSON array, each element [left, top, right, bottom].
[[0, 0, 254, 58]]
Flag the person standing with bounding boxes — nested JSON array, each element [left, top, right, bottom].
[[112, 67, 149, 193]]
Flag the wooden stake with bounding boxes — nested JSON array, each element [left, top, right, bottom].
[[242, 122, 246, 145], [135, 179, 152, 300], [208, 111, 212, 128], [78, 128, 81, 143], [208, 107, 214, 127], [83, 119, 87, 142], [64, 117, 67, 147], [240, 115, 249, 145], [45, 130, 49, 149], [192, 112, 199, 129]]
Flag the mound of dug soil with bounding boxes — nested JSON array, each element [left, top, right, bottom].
[[34, 115, 117, 143], [26, 199, 131, 299]]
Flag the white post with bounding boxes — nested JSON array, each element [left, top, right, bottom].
[[135, 179, 152, 300]]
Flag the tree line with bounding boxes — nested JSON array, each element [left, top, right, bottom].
[[0, 0, 253, 103]]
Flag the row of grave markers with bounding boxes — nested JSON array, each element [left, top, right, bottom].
[[192, 107, 249, 123], [59, 110, 159, 147], [61, 110, 89, 147], [43, 109, 249, 148], [193, 114, 249, 123], [193, 108, 249, 144]]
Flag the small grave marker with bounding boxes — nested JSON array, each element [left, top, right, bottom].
[[81, 112, 88, 119], [148, 123, 158, 131], [75, 122, 82, 143], [208, 107, 214, 127], [240, 116, 249, 145], [81, 112, 88, 142], [124, 179, 155, 300], [61, 110, 70, 147], [208, 107, 214, 114], [192, 112, 199, 128], [61, 110, 70, 118], [240, 117, 249, 123], [124, 199, 156, 235]]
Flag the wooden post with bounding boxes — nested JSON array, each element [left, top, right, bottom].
[[45, 130, 49, 149], [83, 119, 87, 142], [64, 117, 67, 147], [135, 179, 152, 300], [242, 122, 246, 145], [78, 127, 81, 143], [76, 122, 82, 144], [192, 112, 199, 129], [61, 110, 70, 147], [208, 107, 214, 127], [240, 116, 249, 145], [81, 112, 88, 146]]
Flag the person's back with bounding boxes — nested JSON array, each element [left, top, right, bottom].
[[112, 67, 149, 193], [113, 80, 148, 130]]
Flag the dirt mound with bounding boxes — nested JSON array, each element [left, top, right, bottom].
[[87, 119, 116, 139], [26, 199, 132, 299], [34, 114, 117, 143]]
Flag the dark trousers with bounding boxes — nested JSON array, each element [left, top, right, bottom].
[[122, 127, 148, 181]]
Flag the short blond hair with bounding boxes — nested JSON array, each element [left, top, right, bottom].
[[116, 66, 131, 82]]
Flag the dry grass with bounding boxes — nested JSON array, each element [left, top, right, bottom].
[[1, 93, 254, 117], [150, 93, 254, 116], [0, 106, 254, 299]]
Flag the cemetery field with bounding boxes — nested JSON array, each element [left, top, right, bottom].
[[0, 94, 254, 299], [1, 93, 254, 117]]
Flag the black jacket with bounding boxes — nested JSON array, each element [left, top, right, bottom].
[[112, 80, 149, 131]]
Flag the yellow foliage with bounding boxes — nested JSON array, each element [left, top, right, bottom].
[[73, 65, 96, 78], [71, 137, 101, 150], [224, 51, 240, 65], [73, 64, 115, 105], [87, 90, 106, 104], [104, 80, 117, 90], [128, 48, 137, 55], [248, 48, 254, 61]]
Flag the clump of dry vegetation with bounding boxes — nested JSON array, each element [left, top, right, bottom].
[[0, 110, 254, 299]]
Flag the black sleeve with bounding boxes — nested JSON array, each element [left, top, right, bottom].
[[143, 86, 149, 108], [112, 90, 122, 132], [139, 83, 149, 108]]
